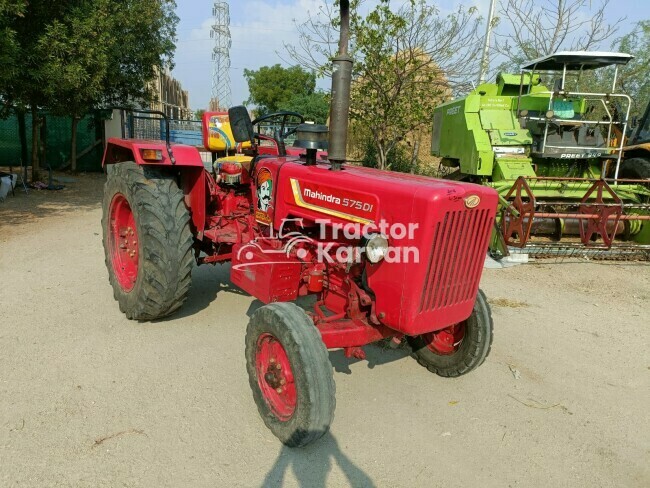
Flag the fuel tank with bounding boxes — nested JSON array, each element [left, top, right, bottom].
[[252, 157, 498, 335]]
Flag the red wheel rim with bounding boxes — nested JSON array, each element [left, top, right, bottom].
[[108, 193, 139, 292], [423, 322, 466, 355], [256, 333, 297, 421]]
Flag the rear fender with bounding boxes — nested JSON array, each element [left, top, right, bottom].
[[103, 138, 207, 234], [102, 137, 205, 168]]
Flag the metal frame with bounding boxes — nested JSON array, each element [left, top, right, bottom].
[[517, 57, 632, 180], [114, 107, 176, 165]]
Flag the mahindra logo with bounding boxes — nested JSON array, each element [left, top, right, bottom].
[[464, 195, 481, 209]]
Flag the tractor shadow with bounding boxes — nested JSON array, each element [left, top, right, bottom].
[[328, 342, 411, 374], [261, 432, 376, 488], [157, 262, 249, 321]]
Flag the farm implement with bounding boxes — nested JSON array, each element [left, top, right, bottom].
[[431, 51, 650, 259]]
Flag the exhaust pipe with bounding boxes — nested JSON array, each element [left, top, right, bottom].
[[328, 0, 352, 171]]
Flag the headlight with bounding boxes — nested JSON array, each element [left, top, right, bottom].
[[365, 234, 389, 263]]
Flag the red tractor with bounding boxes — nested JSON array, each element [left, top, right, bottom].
[[101, 1, 498, 447]]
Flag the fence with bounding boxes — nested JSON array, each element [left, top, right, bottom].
[[0, 111, 104, 172]]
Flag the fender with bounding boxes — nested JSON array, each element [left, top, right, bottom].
[[102, 138, 207, 234], [102, 137, 205, 168]]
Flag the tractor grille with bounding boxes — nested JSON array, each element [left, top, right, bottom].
[[419, 209, 493, 312]]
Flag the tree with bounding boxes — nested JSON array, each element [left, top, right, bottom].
[[0, 0, 26, 115], [101, 0, 178, 108], [38, 1, 111, 171], [0, 0, 178, 175], [613, 21, 650, 118], [1, 0, 75, 179], [244, 64, 318, 115], [38, 0, 178, 171], [285, 0, 481, 171], [285, 92, 330, 124], [492, 0, 623, 70], [194, 109, 206, 120]]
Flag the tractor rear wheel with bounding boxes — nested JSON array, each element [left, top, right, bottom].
[[102, 162, 194, 320], [245, 303, 335, 447], [619, 157, 650, 180], [408, 289, 493, 378]]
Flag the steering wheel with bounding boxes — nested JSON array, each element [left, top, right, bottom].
[[251, 111, 305, 141]]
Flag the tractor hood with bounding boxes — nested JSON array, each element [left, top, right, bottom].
[[258, 158, 498, 334]]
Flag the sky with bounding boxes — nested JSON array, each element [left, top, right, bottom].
[[171, 0, 642, 112]]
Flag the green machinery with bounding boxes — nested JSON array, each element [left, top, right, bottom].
[[431, 51, 650, 258]]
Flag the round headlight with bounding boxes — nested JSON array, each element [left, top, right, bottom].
[[365, 234, 389, 263]]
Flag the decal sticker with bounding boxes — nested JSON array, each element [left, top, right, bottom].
[[288, 179, 377, 224], [255, 168, 273, 224]]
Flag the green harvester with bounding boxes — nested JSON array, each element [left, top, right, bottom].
[[431, 51, 650, 259]]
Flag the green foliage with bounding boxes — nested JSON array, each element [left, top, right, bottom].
[[39, 1, 111, 118], [350, 0, 454, 170], [0, 1, 26, 113], [244, 64, 318, 115], [102, 0, 179, 107], [284, 92, 330, 124], [361, 136, 412, 173], [1, 0, 178, 113], [285, 0, 481, 172], [615, 21, 650, 118], [0, 0, 179, 172], [194, 109, 206, 121]]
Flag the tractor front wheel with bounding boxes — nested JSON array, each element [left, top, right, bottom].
[[245, 303, 335, 447], [408, 289, 493, 377], [102, 162, 194, 320]]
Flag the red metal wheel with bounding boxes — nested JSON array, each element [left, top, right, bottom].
[[422, 322, 466, 355], [108, 193, 139, 292], [255, 333, 297, 421]]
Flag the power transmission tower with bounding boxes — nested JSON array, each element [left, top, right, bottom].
[[211, 1, 231, 110]]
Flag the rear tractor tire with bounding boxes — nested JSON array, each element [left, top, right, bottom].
[[245, 303, 335, 447], [102, 162, 194, 320], [408, 289, 493, 378]]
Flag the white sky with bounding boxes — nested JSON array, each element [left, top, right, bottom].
[[171, 0, 641, 112]]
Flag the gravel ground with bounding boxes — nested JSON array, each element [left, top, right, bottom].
[[0, 173, 648, 487]]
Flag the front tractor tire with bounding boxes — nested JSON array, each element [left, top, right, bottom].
[[408, 289, 493, 378], [245, 303, 335, 447], [102, 162, 194, 320]]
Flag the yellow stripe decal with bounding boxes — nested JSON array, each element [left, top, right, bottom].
[[290, 179, 374, 225]]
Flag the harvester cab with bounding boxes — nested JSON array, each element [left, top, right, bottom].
[[432, 50, 650, 259], [516, 52, 632, 172]]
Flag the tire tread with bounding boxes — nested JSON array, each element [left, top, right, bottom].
[[102, 162, 194, 320]]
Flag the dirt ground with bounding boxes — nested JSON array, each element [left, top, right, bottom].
[[0, 173, 648, 488]]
